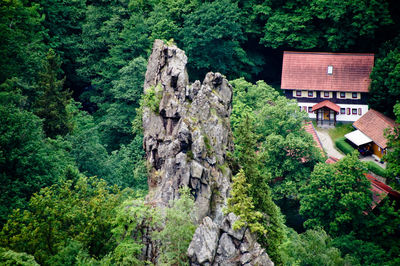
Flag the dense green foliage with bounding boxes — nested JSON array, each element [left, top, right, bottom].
[[335, 137, 356, 155], [34, 49, 73, 138], [226, 169, 266, 235], [0, 174, 128, 265], [300, 152, 371, 236], [384, 103, 400, 188], [369, 48, 400, 117], [0, 91, 75, 224], [280, 228, 355, 266], [1, 0, 400, 264], [152, 188, 196, 265], [231, 110, 286, 263]]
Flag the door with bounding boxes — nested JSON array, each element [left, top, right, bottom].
[[323, 109, 329, 120]]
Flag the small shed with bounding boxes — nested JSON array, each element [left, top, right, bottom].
[[349, 109, 396, 158]]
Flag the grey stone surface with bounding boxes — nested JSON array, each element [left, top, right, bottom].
[[143, 39, 274, 266], [187, 217, 220, 264]]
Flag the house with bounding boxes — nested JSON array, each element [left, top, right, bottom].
[[345, 109, 396, 159], [281, 51, 374, 124], [365, 173, 400, 210]]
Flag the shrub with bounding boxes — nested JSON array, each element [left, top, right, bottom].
[[365, 161, 387, 177], [143, 84, 163, 113], [335, 137, 355, 155]]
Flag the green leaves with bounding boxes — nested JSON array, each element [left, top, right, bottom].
[[34, 49, 73, 138], [181, 0, 257, 80], [0, 92, 75, 225], [258, 0, 393, 51], [0, 0, 46, 83], [0, 176, 128, 265], [300, 152, 371, 236], [153, 187, 196, 265], [369, 49, 400, 117], [225, 169, 266, 235]]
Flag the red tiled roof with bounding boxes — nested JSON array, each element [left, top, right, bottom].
[[311, 100, 340, 113], [365, 174, 400, 199], [281, 51, 374, 92], [353, 109, 396, 149], [304, 121, 323, 151], [365, 174, 400, 209], [325, 156, 339, 164]]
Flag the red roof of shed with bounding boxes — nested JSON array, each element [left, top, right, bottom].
[[311, 100, 341, 113], [353, 109, 396, 149], [281, 51, 374, 92]]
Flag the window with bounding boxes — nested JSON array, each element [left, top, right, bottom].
[[352, 108, 357, 115], [327, 65, 333, 75], [303, 106, 307, 112], [352, 92, 357, 98], [308, 107, 312, 113], [324, 92, 329, 97], [296, 91, 301, 97], [347, 108, 351, 115], [340, 108, 345, 114], [358, 108, 362, 115], [308, 91, 313, 97], [340, 92, 346, 98]]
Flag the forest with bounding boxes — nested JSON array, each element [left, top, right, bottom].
[[1, 0, 400, 265]]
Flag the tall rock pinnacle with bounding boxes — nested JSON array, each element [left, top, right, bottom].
[[143, 40, 273, 265]]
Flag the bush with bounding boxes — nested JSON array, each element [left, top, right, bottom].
[[335, 137, 355, 155], [365, 161, 387, 178]]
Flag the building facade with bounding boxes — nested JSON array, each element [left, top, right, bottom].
[[281, 51, 374, 122]]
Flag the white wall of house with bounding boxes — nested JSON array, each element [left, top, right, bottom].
[[297, 102, 369, 122]]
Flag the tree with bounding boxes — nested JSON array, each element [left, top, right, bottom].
[[65, 102, 111, 179], [181, 0, 259, 80], [256, 96, 323, 200], [369, 49, 400, 117], [0, 175, 128, 265], [152, 188, 196, 265], [257, 0, 393, 51], [97, 56, 147, 151], [0, 0, 46, 83], [332, 234, 390, 266], [384, 103, 400, 188], [34, 49, 73, 138], [225, 169, 266, 236], [232, 111, 286, 264], [299, 152, 371, 236], [106, 136, 148, 190], [0, 247, 39, 266], [32, 0, 86, 92], [0, 91, 75, 225], [280, 228, 355, 266]]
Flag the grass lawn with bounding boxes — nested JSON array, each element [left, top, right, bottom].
[[328, 123, 353, 142]]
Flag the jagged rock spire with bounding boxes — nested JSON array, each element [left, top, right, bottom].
[[143, 40, 273, 265]]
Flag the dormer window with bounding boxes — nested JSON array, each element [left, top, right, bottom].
[[327, 65, 333, 75]]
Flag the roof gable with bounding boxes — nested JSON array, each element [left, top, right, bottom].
[[311, 100, 340, 113], [281, 51, 374, 92], [353, 109, 396, 148]]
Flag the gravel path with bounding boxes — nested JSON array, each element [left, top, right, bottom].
[[315, 129, 344, 159]]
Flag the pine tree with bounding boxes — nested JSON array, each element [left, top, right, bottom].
[[34, 49, 72, 138], [233, 112, 286, 264]]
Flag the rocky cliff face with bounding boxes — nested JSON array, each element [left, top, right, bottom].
[[143, 39, 273, 265]]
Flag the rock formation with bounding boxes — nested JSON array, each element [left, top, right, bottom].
[[143, 39, 273, 265]]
